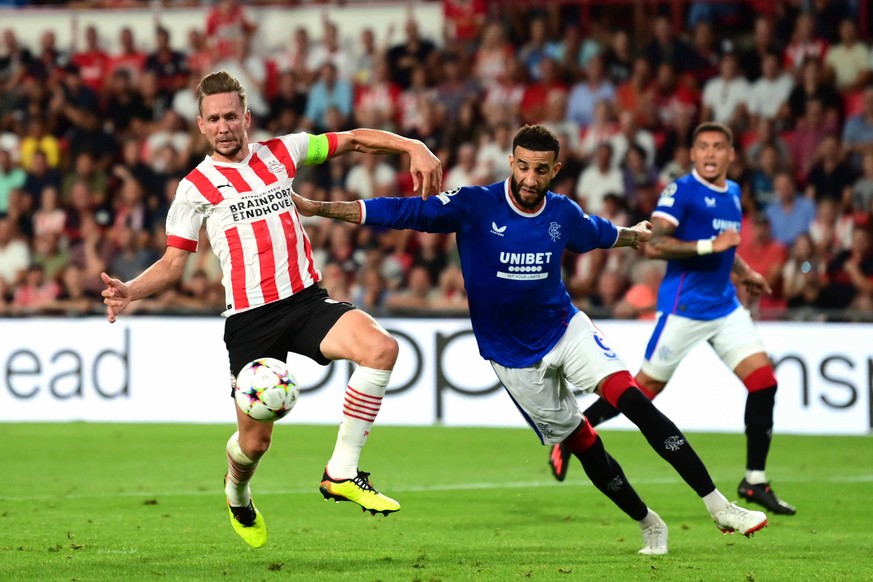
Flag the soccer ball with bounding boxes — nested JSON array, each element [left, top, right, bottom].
[[234, 358, 300, 422]]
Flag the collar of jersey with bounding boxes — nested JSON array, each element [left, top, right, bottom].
[[691, 169, 729, 193], [205, 148, 254, 167], [504, 179, 547, 218]]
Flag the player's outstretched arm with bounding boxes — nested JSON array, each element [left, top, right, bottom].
[[100, 246, 190, 323], [615, 220, 653, 249], [645, 217, 740, 260], [332, 129, 442, 199], [292, 193, 361, 224]]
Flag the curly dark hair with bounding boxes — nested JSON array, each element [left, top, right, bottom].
[[512, 124, 560, 159]]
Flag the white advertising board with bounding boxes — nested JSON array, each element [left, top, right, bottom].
[[0, 317, 870, 435]]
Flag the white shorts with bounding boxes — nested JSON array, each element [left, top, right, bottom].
[[640, 307, 766, 383], [490, 311, 629, 445]]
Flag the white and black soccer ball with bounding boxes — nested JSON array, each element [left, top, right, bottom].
[[234, 358, 299, 422]]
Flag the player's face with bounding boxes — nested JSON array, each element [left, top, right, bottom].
[[509, 147, 561, 212], [691, 130, 734, 186], [197, 92, 251, 163]]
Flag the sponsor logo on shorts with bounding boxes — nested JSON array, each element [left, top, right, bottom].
[[594, 334, 617, 359], [536, 422, 554, 438]]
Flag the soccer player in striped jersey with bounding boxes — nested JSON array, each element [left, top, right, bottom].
[[548, 122, 796, 517], [291, 124, 769, 554], [100, 70, 442, 547]]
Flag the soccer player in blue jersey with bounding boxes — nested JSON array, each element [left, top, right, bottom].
[[293, 124, 768, 554], [548, 122, 796, 516]]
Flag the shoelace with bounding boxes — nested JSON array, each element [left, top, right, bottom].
[[352, 471, 377, 492], [230, 501, 257, 527]]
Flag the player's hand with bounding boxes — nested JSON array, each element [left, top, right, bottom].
[[713, 229, 741, 253], [742, 270, 771, 298], [291, 192, 317, 217], [101, 272, 131, 324], [408, 140, 442, 199], [631, 220, 653, 247]]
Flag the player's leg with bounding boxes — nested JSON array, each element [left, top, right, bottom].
[[317, 308, 400, 515], [565, 419, 668, 555], [491, 353, 668, 555], [597, 371, 767, 536], [712, 310, 796, 515], [224, 407, 272, 547]]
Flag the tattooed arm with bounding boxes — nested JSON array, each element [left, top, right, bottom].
[[644, 217, 740, 260]]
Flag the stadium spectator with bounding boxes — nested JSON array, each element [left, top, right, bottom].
[[386, 18, 436, 90], [70, 25, 109, 94], [643, 14, 694, 74], [442, 0, 487, 54], [782, 232, 825, 313], [475, 121, 513, 184], [434, 54, 481, 124], [204, 0, 256, 63], [786, 59, 842, 127], [621, 143, 660, 212], [609, 110, 656, 170], [852, 152, 873, 220], [817, 227, 873, 312], [612, 259, 664, 320], [296, 123, 773, 554], [765, 171, 816, 246], [739, 15, 783, 82], [614, 57, 654, 129], [0, 215, 29, 286], [737, 214, 789, 312], [563, 122, 796, 516], [805, 134, 856, 208], [185, 27, 213, 77], [700, 53, 749, 127], [788, 98, 838, 182], [659, 143, 692, 185], [684, 21, 722, 85], [145, 26, 189, 94], [575, 142, 623, 215], [353, 57, 400, 130], [842, 87, 873, 168], [0, 147, 25, 215], [43, 262, 98, 316], [107, 27, 147, 85], [566, 54, 615, 128], [746, 52, 794, 126], [748, 143, 784, 210], [517, 15, 550, 82], [11, 262, 58, 315], [602, 29, 633, 85], [302, 62, 353, 133], [19, 117, 60, 170], [650, 62, 698, 129], [99, 71, 443, 549], [344, 151, 397, 200], [429, 262, 467, 312], [809, 198, 854, 258], [473, 21, 514, 89], [31, 184, 65, 239], [481, 55, 525, 126], [783, 11, 828, 72], [308, 19, 354, 82], [351, 27, 381, 88], [22, 149, 61, 207], [518, 56, 566, 125], [577, 99, 618, 162], [823, 19, 871, 91], [384, 264, 436, 311], [0, 28, 33, 88]]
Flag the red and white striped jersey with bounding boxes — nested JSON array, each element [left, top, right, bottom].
[[166, 132, 337, 316]]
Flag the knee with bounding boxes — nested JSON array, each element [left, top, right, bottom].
[[364, 333, 399, 369], [240, 432, 272, 460]]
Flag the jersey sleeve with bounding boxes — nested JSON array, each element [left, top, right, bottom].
[[165, 181, 204, 252], [565, 198, 619, 253], [360, 186, 471, 233], [651, 181, 685, 226]]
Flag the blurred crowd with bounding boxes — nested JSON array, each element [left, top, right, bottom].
[[1, 0, 873, 321]]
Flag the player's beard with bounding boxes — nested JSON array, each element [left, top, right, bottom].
[[510, 176, 549, 211], [214, 136, 243, 159]]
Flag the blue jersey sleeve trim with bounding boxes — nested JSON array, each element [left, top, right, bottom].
[[652, 210, 679, 226]]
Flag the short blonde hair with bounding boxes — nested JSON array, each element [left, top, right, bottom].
[[196, 70, 248, 114]]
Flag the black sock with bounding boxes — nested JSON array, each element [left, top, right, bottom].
[[582, 397, 621, 427], [576, 436, 648, 521], [615, 388, 716, 497], [745, 387, 776, 471]]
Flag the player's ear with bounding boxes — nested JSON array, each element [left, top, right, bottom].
[[244, 109, 251, 128], [551, 161, 562, 178]]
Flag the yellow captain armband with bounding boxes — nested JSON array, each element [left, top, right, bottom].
[[304, 133, 337, 166]]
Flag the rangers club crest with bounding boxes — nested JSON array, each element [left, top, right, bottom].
[[548, 221, 561, 242], [664, 435, 686, 451]]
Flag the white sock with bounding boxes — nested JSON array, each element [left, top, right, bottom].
[[745, 470, 767, 485], [638, 508, 663, 529], [225, 431, 258, 507], [326, 367, 390, 480], [702, 489, 730, 516]]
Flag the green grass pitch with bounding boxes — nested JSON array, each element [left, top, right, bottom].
[[1, 422, 872, 581]]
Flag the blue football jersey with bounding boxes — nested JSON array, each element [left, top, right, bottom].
[[362, 180, 619, 367], [651, 171, 742, 320]]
